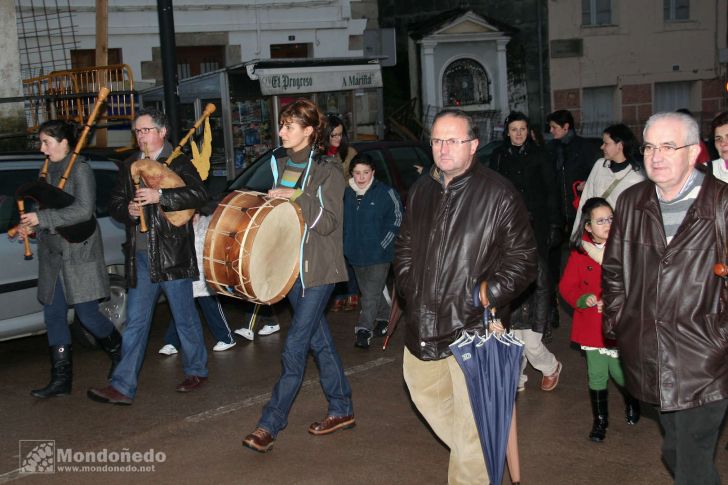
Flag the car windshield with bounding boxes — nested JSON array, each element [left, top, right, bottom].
[[228, 150, 274, 192]]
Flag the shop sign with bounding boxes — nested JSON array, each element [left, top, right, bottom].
[[258, 68, 382, 95]]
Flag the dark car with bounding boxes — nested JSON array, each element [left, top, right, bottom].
[[227, 140, 433, 203]]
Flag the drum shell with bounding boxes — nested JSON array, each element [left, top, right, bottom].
[[203, 190, 304, 304]]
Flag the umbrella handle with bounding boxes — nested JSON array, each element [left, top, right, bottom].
[[506, 408, 520, 483]]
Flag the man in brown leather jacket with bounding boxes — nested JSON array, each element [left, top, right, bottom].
[[88, 108, 209, 405], [394, 109, 537, 484], [603, 112, 728, 485]]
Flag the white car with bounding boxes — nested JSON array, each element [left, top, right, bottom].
[[0, 153, 127, 344]]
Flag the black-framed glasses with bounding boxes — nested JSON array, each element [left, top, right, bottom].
[[589, 216, 613, 226], [639, 143, 695, 156], [133, 127, 158, 135], [430, 138, 474, 147]]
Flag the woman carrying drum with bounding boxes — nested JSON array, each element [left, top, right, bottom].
[[14, 120, 122, 398], [242, 99, 354, 453]]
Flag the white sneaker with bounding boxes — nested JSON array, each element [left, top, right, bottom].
[[212, 341, 237, 352], [258, 323, 280, 336], [234, 328, 255, 341], [158, 344, 178, 355]]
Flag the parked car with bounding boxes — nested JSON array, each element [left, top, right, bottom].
[[227, 140, 433, 203], [0, 153, 127, 344]]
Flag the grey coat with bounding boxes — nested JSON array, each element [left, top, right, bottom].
[[36, 155, 109, 305]]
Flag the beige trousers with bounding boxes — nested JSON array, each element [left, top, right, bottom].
[[403, 347, 489, 485]]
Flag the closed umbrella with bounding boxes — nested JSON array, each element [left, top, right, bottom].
[[449, 303, 523, 485]]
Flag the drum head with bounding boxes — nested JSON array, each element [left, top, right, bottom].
[[248, 201, 302, 303]]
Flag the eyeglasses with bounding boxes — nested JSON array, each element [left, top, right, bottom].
[[134, 127, 158, 135], [639, 143, 694, 156], [430, 138, 474, 147], [589, 217, 613, 226]]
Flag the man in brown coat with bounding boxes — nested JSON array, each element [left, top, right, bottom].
[[603, 111, 728, 484], [395, 109, 537, 483]]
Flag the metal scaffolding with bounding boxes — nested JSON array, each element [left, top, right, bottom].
[[15, 0, 78, 78]]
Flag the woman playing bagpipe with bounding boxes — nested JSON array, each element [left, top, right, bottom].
[[12, 120, 122, 398]]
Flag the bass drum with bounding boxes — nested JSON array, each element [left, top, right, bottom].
[[203, 191, 304, 304]]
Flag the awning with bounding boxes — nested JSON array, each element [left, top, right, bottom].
[[246, 59, 383, 95]]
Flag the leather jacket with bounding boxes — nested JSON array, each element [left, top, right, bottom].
[[490, 140, 563, 257], [394, 162, 538, 360], [602, 172, 728, 411], [109, 143, 208, 287]]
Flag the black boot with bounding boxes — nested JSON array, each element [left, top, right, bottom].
[[97, 329, 122, 380], [623, 392, 641, 425], [588, 389, 609, 442], [31, 345, 72, 398]]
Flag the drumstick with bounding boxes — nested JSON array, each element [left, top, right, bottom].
[[16, 199, 33, 260]]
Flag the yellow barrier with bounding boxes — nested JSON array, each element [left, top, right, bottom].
[[22, 64, 135, 132]]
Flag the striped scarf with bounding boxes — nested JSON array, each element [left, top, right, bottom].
[[657, 169, 704, 244]]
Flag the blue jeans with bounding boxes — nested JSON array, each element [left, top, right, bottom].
[[333, 261, 359, 300], [258, 280, 353, 437], [165, 295, 234, 347], [44, 277, 115, 347], [111, 252, 207, 399]]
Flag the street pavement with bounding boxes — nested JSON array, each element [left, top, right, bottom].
[[0, 299, 726, 484]]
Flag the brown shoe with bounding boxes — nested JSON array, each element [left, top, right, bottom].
[[87, 385, 132, 405], [343, 295, 359, 311], [176, 375, 208, 392], [308, 415, 356, 436], [330, 299, 345, 312], [242, 428, 275, 452], [541, 362, 562, 391]]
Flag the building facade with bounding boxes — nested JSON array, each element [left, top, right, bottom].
[[15, 0, 370, 85], [407, 10, 514, 142], [379, 1, 550, 131], [13, 0, 383, 175], [549, 0, 728, 136]]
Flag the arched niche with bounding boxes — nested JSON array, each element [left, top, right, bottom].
[[442, 58, 492, 108]]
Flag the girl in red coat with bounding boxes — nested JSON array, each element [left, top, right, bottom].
[[559, 197, 640, 442]]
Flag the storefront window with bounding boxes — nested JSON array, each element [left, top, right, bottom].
[[316, 89, 379, 140], [231, 98, 273, 170], [316, 92, 353, 139], [353, 88, 380, 140]]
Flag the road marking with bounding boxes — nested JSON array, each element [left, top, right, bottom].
[[185, 356, 396, 424]]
